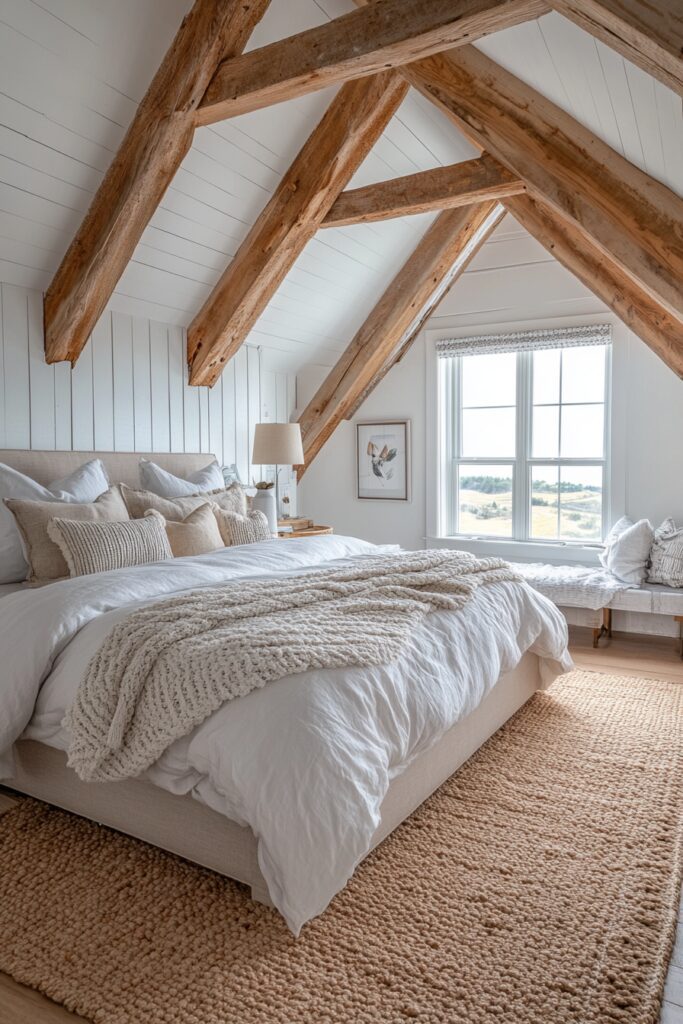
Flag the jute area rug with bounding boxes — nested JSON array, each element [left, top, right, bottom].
[[1, 670, 682, 1024]]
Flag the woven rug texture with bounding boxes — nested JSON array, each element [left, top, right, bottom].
[[0, 669, 682, 1024]]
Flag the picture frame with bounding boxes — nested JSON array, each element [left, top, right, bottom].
[[356, 420, 411, 502]]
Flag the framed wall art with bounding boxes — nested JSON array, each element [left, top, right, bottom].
[[356, 420, 411, 501]]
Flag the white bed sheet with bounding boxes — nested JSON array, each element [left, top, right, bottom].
[[0, 536, 571, 933]]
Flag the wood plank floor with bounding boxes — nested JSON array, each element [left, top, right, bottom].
[[1, 629, 683, 1023]]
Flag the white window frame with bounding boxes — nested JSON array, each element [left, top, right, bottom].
[[426, 314, 626, 565]]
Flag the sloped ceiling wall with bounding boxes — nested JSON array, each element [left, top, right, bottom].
[[0, 0, 680, 375]]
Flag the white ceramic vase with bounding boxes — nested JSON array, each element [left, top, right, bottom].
[[252, 487, 278, 537]]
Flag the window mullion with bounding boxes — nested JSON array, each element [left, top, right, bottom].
[[451, 358, 461, 535], [514, 351, 529, 541]]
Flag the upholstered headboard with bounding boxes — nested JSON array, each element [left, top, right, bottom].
[[0, 451, 217, 489]]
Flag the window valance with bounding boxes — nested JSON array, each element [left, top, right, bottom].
[[435, 324, 611, 359]]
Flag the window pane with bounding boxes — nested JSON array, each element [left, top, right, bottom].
[[560, 404, 604, 458], [458, 465, 513, 537], [462, 352, 516, 408], [530, 466, 560, 539], [559, 466, 603, 541], [562, 345, 606, 404], [533, 348, 560, 405], [532, 405, 559, 459], [462, 407, 516, 457]]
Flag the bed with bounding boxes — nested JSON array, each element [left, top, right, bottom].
[[0, 450, 572, 934]]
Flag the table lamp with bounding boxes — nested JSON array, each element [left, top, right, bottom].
[[251, 423, 304, 534]]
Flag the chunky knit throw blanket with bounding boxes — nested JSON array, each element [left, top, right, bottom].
[[65, 550, 519, 782]]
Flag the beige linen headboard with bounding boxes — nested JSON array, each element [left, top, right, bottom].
[[0, 451, 217, 489]]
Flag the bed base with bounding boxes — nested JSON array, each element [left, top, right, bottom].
[[6, 653, 541, 907]]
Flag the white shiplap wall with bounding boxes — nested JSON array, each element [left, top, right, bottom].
[[0, 282, 296, 487]]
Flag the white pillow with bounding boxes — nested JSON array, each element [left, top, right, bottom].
[[0, 459, 109, 584], [139, 458, 224, 498], [599, 515, 654, 585]]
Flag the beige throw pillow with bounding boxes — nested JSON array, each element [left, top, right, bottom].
[[202, 483, 247, 517], [120, 484, 210, 521], [214, 508, 271, 547], [120, 482, 247, 520], [4, 487, 129, 584], [47, 515, 172, 579], [145, 506, 224, 558]]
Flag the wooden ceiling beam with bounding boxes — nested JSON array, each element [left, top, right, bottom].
[[196, 0, 547, 125], [505, 194, 683, 378], [399, 45, 683, 323], [297, 201, 506, 476], [551, 0, 683, 98], [43, 0, 270, 366], [322, 154, 524, 228], [188, 72, 409, 388]]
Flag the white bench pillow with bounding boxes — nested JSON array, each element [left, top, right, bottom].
[[599, 516, 653, 585]]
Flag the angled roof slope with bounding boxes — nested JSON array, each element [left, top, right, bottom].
[[0, 0, 680, 382]]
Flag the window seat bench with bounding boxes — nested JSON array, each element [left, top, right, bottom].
[[511, 563, 683, 651]]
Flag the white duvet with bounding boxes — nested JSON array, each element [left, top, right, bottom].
[[0, 536, 571, 934]]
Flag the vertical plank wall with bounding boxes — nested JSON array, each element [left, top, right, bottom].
[[0, 282, 296, 488]]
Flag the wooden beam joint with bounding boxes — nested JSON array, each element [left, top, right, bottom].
[[196, 0, 547, 125], [188, 71, 409, 387]]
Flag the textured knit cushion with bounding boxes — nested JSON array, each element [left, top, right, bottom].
[[144, 507, 224, 558], [4, 487, 129, 585], [120, 484, 211, 522], [599, 516, 654, 585], [47, 515, 172, 579], [139, 459, 224, 498], [0, 459, 110, 584], [647, 519, 683, 587], [214, 509, 271, 547]]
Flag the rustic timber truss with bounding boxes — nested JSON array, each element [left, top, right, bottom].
[[43, 0, 683, 475]]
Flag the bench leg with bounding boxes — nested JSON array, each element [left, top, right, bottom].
[[592, 609, 612, 649]]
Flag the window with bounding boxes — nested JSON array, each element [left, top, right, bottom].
[[438, 327, 610, 545]]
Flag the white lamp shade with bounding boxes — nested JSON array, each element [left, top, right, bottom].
[[252, 422, 304, 465]]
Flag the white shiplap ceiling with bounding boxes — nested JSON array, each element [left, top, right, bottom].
[[0, 0, 680, 374]]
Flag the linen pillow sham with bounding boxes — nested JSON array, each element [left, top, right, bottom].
[[139, 458, 224, 498], [47, 515, 172, 579], [120, 484, 211, 521], [4, 486, 129, 585], [121, 481, 247, 520], [599, 515, 654, 585], [647, 518, 683, 587], [202, 482, 247, 517], [214, 508, 271, 547], [0, 458, 109, 584], [144, 506, 224, 558]]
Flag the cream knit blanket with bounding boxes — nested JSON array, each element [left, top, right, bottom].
[[66, 550, 519, 782]]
